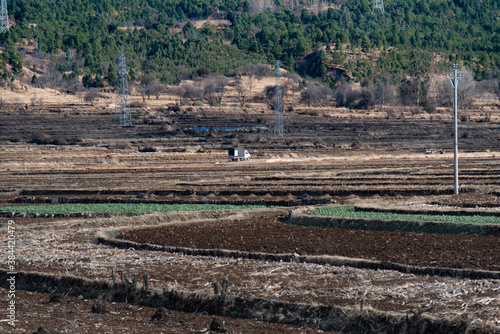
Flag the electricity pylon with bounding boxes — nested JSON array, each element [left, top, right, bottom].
[[115, 49, 132, 127], [373, 0, 384, 14], [0, 0, 9, 33]]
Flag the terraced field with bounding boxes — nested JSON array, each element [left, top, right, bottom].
[[1, 98, 500, 333]]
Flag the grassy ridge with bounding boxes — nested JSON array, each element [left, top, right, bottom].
[[310, 206, 500, 224], [0, 203, 265, 214]]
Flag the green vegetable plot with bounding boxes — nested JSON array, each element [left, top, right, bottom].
[[310, 206, 500, 224], [0, 203, 265, 214]]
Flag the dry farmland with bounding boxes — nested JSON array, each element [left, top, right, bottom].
[[1, 89, 500, 333]]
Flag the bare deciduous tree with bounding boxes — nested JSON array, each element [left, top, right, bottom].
[[168, 85, 185, 105], [494, 79, 500, 101], [84, 90, 103, 105], [248, 0, 276, 15], [300, 81, 332, 107], [30, 94, 44, 111], [283, 72, 301, 83], [234, 77, 250, 107], [284, 0, 300, 12], [176, 65, 191, 81], [61, 78, 84, 97], [434, 79, 453, 107], [181, 83, 203, 103], [334, 84, 375, 109], [137, 85, 147, 103], [244, 63, 272, 95], [242, 64, 256, 96], [147, 81, 166, 100], [456, 70, 476, 110], [37, 65, 63, 88], [435, 69, 477, 110], [137, 75, 155, 102], [476, 79, 500, 101], [342, 6, 353, 29], [370, 81, 397, 109], [264, 84, 289, 109], [203, 75, 229, 106], [254, 64, 272, 81], [399, 78, 425, 107], [334, 83, 354, 107]]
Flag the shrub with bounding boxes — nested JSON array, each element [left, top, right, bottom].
[[385, 109, 399, 119], [52, 136, 68, 145], [8, 135, 21, 143], [31, 134, 82, 145], [335, 86, 375, 110], [139, 146, 157, 152], [351, 140, 365, 149], [130, 101, 145, 108], [170, 105, 181, 112], [31, 133, 53, 145], [422, 100, 437, 114]]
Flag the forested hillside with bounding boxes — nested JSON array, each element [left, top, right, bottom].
[[1, 0, 499, 92]]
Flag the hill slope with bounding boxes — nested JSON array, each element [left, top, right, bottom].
[[0, 0, 499, 86]]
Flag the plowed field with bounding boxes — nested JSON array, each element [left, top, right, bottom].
[[1, 98, 500, 332], [117, 217, 500, 271]]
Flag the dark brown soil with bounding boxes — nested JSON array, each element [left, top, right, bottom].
[[0, 217, 71, 225], [0, 289, 333, 334], [118, 217, 500, 271], [7, 212, 500, 332], [431, 193, 500, 208], [2, 102, 500, 332]]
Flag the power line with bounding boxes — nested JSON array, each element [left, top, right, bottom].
[[115, 48, 133, 127]]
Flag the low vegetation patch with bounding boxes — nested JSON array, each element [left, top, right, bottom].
[[0, 203, 266, 214], [310, 206, 500, 224], [30, 133, 82, 145]]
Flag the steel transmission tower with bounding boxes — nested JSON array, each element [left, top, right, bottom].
[[273, 60, 283, 136], [0, 0, 9, 33], [373, 0, 384, 14], [115, 49, 132, 127], [447, 64, 464, 195]]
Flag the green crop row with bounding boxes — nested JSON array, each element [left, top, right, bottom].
[[310, 206, 500, 224], [0, 203, 266, 214]]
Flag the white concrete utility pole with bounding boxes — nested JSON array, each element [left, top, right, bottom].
[[447, 64, 463, 195], [274, 60, 283, 136]]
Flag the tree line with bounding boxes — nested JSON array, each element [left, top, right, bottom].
[[108, 61, 498, 114]]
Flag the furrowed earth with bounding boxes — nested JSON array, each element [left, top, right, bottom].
[[1, 89, 500, 333]]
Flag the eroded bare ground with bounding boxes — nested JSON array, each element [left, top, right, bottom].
[[2, 211, 500, 333]]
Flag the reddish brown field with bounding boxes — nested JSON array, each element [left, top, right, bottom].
[[117, 217, 500, 271]]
